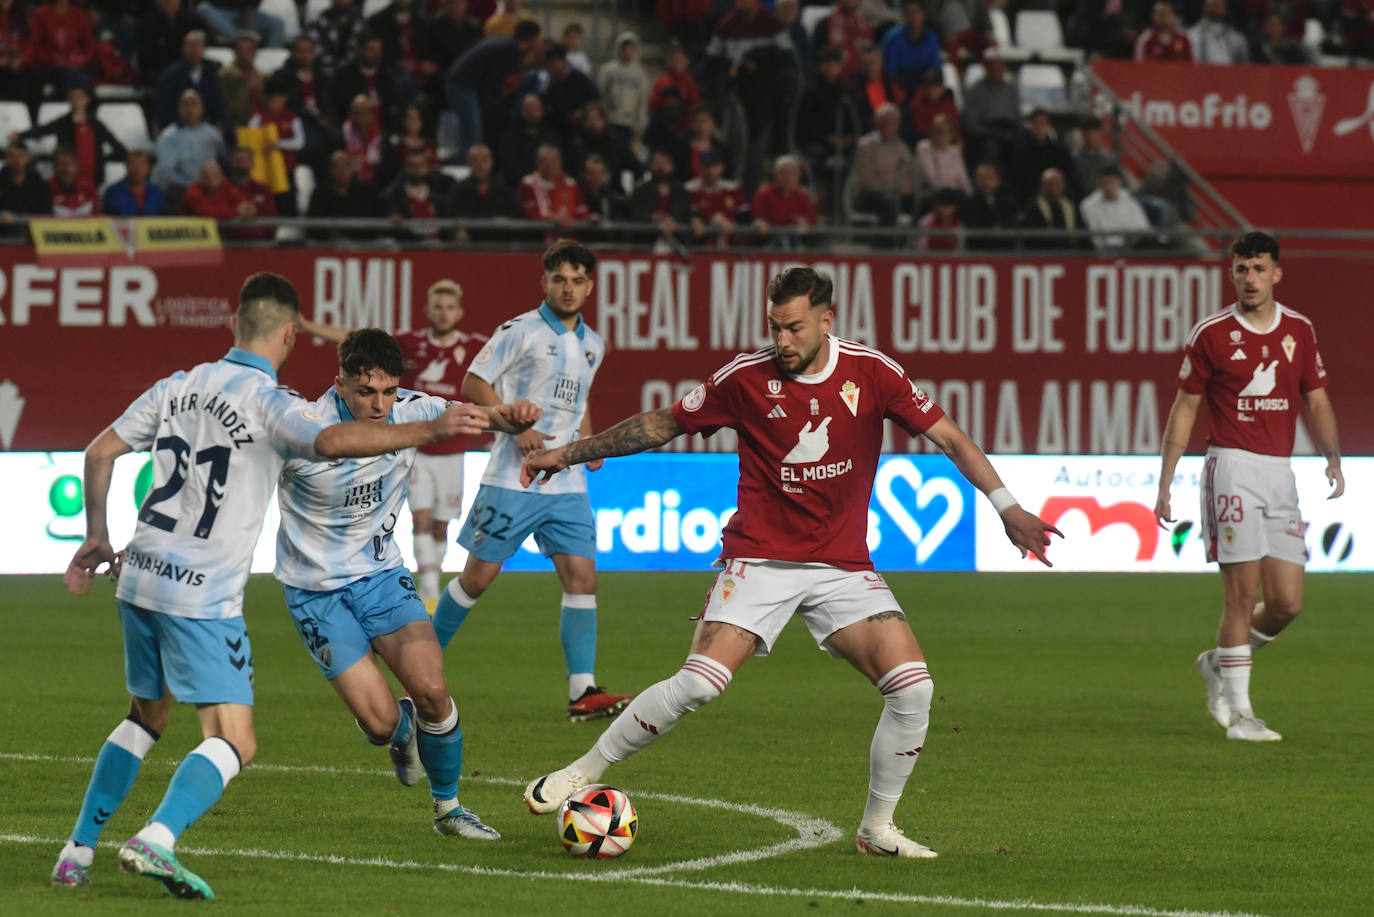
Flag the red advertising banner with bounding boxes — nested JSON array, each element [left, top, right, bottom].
[[1, 248, 1366, 454], [1093, 60, 1374, 180]]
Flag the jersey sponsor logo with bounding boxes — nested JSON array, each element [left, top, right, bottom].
[[553, 375, 583, 406], [344, 478, 384, 510], [1316, 350, 1327, 377], [1229, 329, 1242, 343], [681, 384, 706, 412], [416, 357, 451, 384], [781, 417, 832, 464], [910, 381, 934, 413], [840, 381, 860, 417], [1236, 397, 1290, 412], [1230, 348, 1246, 360], [124, 546, 207, 586], [1281, 333, 1296, 362], [781, 458, 855, 483], [767, 405, 787, 419], [1037, 497, 1158, 561], [767, 379, 782, 396], [1237, 360, 1279, 397]]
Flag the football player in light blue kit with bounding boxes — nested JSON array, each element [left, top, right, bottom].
[[52, 274, 492, 899], [434, 239, 632, 721], [275, 329, 540, 839]]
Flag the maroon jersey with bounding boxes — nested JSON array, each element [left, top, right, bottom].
[[50, 176, 101, 216], [1179, 303, 1327, 457], [1134, 28, 1193, 61], [672, 338, 945, 570], [398, 327, 489, 455]]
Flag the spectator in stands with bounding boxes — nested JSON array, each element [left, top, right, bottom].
[[103, 148, 167, 215], [852, 41, 903, 131], [908, 67, 960, 143], [136, 0, 196, 88], [683, 105, 730, 181], [1065, 0, 1135, 59], [562, 23, 591, 76], [796, 47, 858, 209], [881, 0, 942, 94], [195, 0, 284, 48], [776, 0, 812, 79], [182, 158, 252, 218], [14, 81, 125, 186], [1251, 10, 1313, 63], [224, 142, 276, 237], [0, 0, 29, 103], [960, 54, 1018, 170], [309, 0, 366, 73], [686, 148, 743, 245], [517, 142, 588, 231], [451, 142, 520, 235], [498, 92, 559, 187], [1137, 157, 1194, 225], [933, 0, 994, 63], [813, 0, 872, 81], [1013, 108, 1076, 203], [428, 0, 483, 75], [154, 31, 225, 131], [247, 75, 305, 202], [1340, 0, 1374, 59], [649, 41, 699, 136], [705, 0, 792, 161], [522, 42, 599, 145], [628, 147, 692, 246], [341, 92, 383, 182], [220, 30, 264, 134], [1020, 166, 1084, 250], [332, 32, 401, 130], [25, 0, 95, 108], [47, 145, 100, 216], [851, 103, 911, 227], [1071, 116, 1119, 206], [307, 148, 380, 239], [961, 160, 1018, 250], [443, 19, 541, 161], [751, 154, 816, 244], [369, 0, 434, 98], [1080, 163, 1153, 251], [379, 102, 436, 187], [598, 31, 649, 144], [1135, 1, 1193, 60], [568, 100, 639, 190], [383, 144, 455, 241], [154, 88, 227, 208], [484, 0, 533, 37], [579, 153, 627, 224], [0, 141, 52, 236], [275, 34, 334, 157], [916, 186, 962, 251], [915, 113, 970, 202], [1190, 0, 1248, 62]]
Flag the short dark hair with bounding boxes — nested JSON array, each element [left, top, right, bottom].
[[1097, 163, 1124, 180], [236, 273, 300, 341], [542, 239, 596, 275], [339, 329, 405, 379], [546, 42, 568, 61], [1231, 231, 1280, 263], [767, 266, 833, 308], [514, 20, 541, 43], [817, 47, 844, 65]]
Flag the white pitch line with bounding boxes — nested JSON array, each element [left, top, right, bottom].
[[1, 833, 1266, 917]]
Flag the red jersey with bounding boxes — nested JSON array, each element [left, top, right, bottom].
[[50, 176, 100, 216], [672, 338, 945, 570], [182, 180, 246, 220], [397, 327, 490, 455], [1134, 27, 1193, 61], [686, 177, 742, 223], [1179, 303, 1328, 458], [518, 172, 589, 222], [751, 183, 817, 227]]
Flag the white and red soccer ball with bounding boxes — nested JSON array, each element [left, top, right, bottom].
[[557, 785, 638, 859]]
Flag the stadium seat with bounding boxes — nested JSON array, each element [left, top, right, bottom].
[[204, 46, 233, 68], [1017, 63, 1067, 113], [989, 8, 1030, 60], [100, 160, 127, 192], [256, 47, 290, 74], [30, 102, 71, 156], [942, 61, 963, 109], [97, 102, 155, 151], [304, 0, 330, 24], [441, 164, 470, 184], [801, 5, 829, 41], [0, 101, 32, 145], [362, 0, 389, 18], [963, 62, 986, 89], [1015, 10, 1085, 63], [294, 163, 314, 214], [94, 84, 141, 101], [1303, 17, 1325, 50], [259, 0, 301, 41]]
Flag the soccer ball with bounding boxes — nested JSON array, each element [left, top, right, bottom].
[[557, 784, 638, 859]]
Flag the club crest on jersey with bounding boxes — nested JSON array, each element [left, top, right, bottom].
[[474, 343, 494, 365], [1281, 334, 1296, 362], [452, 345, 466, 364], [585, 350, 596, 367], [1178, 356, 1192, 380], [720, 578, 736, 602], [809, 397, 819, 416], [768, 379, 783, 396], [1229, 329, 1242, 343], [840, 381, 860, 416], [682, 384, 706, 412]]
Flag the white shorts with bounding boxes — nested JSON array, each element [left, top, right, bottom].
[[1201, 448, 1307, 566], [700, 559, 905, 657], [408, 452, 465, 522]]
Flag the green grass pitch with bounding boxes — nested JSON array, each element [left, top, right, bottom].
[[2, 571, 1370, 916]]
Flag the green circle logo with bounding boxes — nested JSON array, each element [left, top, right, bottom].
[[135, 459, 154, 510], [49, 475, 83, 517]]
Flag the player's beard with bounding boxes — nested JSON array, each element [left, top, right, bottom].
[[776, 340, 822, 374]]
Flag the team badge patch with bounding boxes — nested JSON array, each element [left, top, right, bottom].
[[1177, 355, 1192, 380], [586, 350, 596, 367], [1281, 334, 1296, 362], [682, 384, 706, 412], [720, 578, 736, 602], [452, 345, 466, 364], [474, 343, 494, 365], [768, 379, 782, 395], [840, 381, 860, 416]]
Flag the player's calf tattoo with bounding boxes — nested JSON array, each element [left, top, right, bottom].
[[865, 610, 906, 623]]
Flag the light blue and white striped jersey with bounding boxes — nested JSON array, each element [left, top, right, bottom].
[[469, 302, 605, 495], [275, 387, 448, 592], [113, 349, 330, 620]]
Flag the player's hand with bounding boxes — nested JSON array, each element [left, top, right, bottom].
[[435, 402, 491, 440], [499, 399, 543, 430], [516, 428, 554, 456], [521, 447, 567, 487], [1154, 489, 1174, 528], [1002, 506, 1062, 568], [1326, 460, 1345, 499], [64, 537, 118, 595], [587, 458, 604, 472]]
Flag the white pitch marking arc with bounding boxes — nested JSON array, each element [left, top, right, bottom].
[[0, 751, 843, 876]]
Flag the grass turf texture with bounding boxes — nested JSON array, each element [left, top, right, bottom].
[[2, 571, 1370, 916]]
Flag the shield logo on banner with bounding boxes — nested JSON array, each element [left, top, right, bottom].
[[1287, 75, 1326, 154]]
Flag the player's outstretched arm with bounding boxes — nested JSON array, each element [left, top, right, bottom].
[[522, 408, 684, 487], [315, 403, 492, 457], [1155, 390, 1201, 526], [921, 416, 1062, 566], [1302, 387, 1344, 499], [298, 317, 351, 345], [65, 426, 133, 595], [488, 399, 543, 434]]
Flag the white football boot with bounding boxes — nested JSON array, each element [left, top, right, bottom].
[[524, 766, 593, 814], [1195, 650, 1230, 728], [1226, 714, 1282, 742], [855, 824, 939, 859]]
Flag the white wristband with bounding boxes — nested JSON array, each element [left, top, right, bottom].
[[987, 487, 1018, 515]]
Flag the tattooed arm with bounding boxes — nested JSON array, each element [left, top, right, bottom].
[[521, 408, 684, 486]]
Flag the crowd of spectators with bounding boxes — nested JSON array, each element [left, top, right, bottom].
[[0, 0, 1368, 247]]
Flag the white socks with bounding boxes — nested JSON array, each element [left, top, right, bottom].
[[1249, 626, 1275, 652], [1217, 645, 1254, 719], [414, 534, 442, 601], [862, 662, 934, 831], [581, 654, 732, 776]]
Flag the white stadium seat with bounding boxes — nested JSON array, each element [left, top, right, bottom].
[[802, 5, 829, 40], [962, 62, 986, 90], [256, 47, 290, 74], [988, 8, 1030, 60], [942, 61, 963, 109], [98, 103, 155, 152], [1015, 10, 1064, 53], [294, 163, 315, 214], [0, 101, 32, 145], [30, 102, 71, 156], [362, 0, 389, 19], [1017, 63, 1068, 113], [442, 164, 471, 184], [204, 46, 234, 68], [304, 0, 330, 25], [259, 0, 301, 41]]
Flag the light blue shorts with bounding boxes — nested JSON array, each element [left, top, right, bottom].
[[120, 601, 254, 706], [457, 485, 596, 563], [281, 567, 430, 680]]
